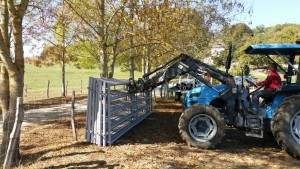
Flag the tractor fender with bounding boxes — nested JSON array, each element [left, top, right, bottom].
[[265, 93, 287, 119]]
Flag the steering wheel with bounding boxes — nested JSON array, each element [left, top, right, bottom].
[[245, 78, 258, 88]]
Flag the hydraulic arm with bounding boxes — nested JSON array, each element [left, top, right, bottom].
[[128, 53, 237, 98]]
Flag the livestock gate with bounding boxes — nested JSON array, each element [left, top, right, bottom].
[[85, 77, 152, 146]]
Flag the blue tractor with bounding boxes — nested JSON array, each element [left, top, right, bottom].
[[128, 40, 300, 159]]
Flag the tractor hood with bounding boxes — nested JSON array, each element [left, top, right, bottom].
[[185, 84, 227, 107]]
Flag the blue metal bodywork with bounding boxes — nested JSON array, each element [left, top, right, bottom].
[[184, 43, 300, 122], [185, 85, 289, 119], [245, 44, 300, 55], [185, 85, 226, 107], [264, 94, 286, 118]]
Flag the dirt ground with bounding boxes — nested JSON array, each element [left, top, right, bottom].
[[15, 99, 300, 168]]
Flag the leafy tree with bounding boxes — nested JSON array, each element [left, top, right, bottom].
[[32, 0, 77, 97], [216, 23, 253, 65], [0, 0, 29, 165], [241, 24, 300, 67], [62, 0, 143, 78], [264, 24, 300, 43], [62, 0, 248, 78], [33, 45, 77, 67], [68, 41, 99, 69], [22, 0, 79, 96], [121, 0, 248, 73]]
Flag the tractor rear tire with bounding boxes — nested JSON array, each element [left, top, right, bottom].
[[178, 104, 225, 149], [271, 98, 300, 159]]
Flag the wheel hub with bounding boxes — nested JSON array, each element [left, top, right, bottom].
[[291, 111, 300, 144], [189, 114, 217, 142], [196, 119, 210, 132]]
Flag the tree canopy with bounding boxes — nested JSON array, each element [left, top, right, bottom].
[[215, 23, 300, 68], [28, 0, 249, 78], [24, 1, 300, 75]]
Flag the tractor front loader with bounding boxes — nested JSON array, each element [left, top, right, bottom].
[[128, 40, 300, 159]]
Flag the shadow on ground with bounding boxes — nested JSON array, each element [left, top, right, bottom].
[[19, 99, 300, 168], [118, 100, 280, 150]]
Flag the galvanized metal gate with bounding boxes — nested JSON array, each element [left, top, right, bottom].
[[85, 77, 152, 146]]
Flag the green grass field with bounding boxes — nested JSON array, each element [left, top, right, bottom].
[[24, 63, 142, 102], [24, 63, 288, 103]]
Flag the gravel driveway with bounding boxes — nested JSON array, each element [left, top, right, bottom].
[[0, 99, 87, 133]]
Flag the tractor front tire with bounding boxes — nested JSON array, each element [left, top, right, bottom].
[[178, 104, 225, 149], [271, 98, 300, 159]]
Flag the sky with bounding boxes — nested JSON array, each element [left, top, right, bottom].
[[243, 0, 300, 28]]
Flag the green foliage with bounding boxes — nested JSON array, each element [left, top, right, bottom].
[[216, 23, 254, 66], [228, 64, 243, 76], [35, 0, 248, 77], [74, 55, 98, 69], [260, 24, 300, 43], [215, 23, 300, 68], [241, 24, 300, 66], [33, 45, 77, 67], [67, 41, 100, 69]]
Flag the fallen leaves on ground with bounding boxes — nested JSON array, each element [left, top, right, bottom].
[[18, 99, 300, 169]]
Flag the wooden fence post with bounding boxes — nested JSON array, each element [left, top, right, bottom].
[[160, 87, 162, 98], [71, 91, 77, 141], [153, 89, 156, 102], [66, 81, 68, 96], [3, 97, 24, 169], [25, 82, 28, 97], [80, 80, 83, 94], [166, 82, 169, 98], [47, 80, 50, 98]]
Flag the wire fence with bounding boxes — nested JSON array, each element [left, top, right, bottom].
[[0, 107, 18, 166], [23, 78, 89, 103]]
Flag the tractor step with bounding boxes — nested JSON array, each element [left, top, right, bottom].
[[245, 129, 263, 138], [245, 115, 264, 138]]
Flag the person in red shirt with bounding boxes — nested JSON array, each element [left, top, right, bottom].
[[252, 63, 282, 110]]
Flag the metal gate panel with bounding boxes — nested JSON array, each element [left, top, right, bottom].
[[85, 78, 152, 146]]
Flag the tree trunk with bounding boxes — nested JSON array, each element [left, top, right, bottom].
[[129, 0, 134, 79], [100, 44, 107, 78], [61, 45, 66, 97], [62, 60, 66, 97], [0, 0, 10, 57], [142, 47, 151, 74], [109, 19, 122, 79], [1, 72, 23, 164], [61, 0, 66, 97], [129, 53, 134, 79], [0, 66, 10, 163], [142, 54, 146, 75], [0, 0, 28, 164], [109, 44, 117, 78], [0, 65, 9, 118], [146, 46, 151, 73], [99, 0, 107, 78]]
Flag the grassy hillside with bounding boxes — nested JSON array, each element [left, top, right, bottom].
[[24, 63, 286, 102], [24, 63, 142, 102]]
